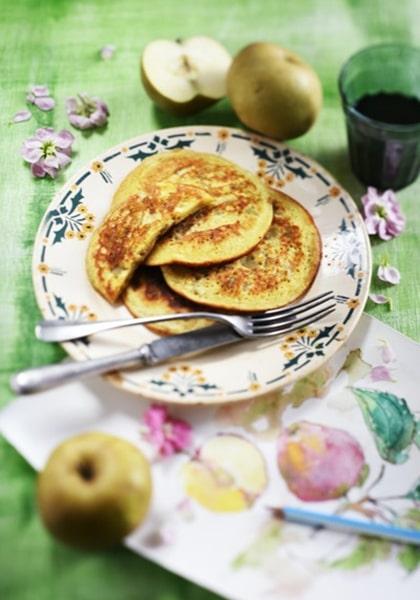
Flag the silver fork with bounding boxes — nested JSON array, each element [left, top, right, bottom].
[[36, 291, 336, 343], [13, 292, 336, 395]]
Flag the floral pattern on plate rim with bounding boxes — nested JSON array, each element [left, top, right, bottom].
[[32, 126, 371, 403]]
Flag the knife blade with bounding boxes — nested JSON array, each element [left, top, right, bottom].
[[146, 323, 242, 364], [11, 324, 243, 395]]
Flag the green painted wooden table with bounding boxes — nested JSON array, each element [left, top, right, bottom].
[[1, 1, 419, 598]]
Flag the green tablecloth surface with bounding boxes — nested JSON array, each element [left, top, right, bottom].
[[1, 1, 419, 598]]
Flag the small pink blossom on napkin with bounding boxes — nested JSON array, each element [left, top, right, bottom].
[[11, 110, 32, 124], [26, 85, 55, 111], [143, 404, 192, 457], [378, 339, 396, 364], [65, 94, 109, 130], [143, 523, 176, 547], [361, 187, 405, 240], [21, 127, 74, 178], [175, 498, 195, 522], [100, 44, 116, 60], [370, 365, 394, 383]]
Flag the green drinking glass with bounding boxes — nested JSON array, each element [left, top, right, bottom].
[[338, 44, 420, 190]]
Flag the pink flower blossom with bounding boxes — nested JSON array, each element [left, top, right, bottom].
[[100, 44, 116, 60], [143, 404, 192, 457], [21, 127, 74, 178], [370, 365, 394, 382], [26, 85, 55, 111], [361, 187, 405, 240], [65, 94, 109, 130], [377, 263, 400, 285], [277, 421, 367, 501], [11, 110, 32, 124]]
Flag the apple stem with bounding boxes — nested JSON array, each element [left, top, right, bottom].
[[77, 460, 95, 481]]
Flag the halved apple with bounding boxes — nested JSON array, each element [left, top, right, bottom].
[[141, 36, 232, 115]]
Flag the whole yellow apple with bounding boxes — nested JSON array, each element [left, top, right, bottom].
[[227, 42, 322, 140], [37, 432, 152, 550]]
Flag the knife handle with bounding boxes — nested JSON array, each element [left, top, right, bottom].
[[10, 345, 152, 395]]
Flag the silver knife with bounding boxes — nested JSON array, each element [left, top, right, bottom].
[[11, 324, 242, 395]]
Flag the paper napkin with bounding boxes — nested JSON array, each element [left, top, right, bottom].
[[1, 314, 419, 600]]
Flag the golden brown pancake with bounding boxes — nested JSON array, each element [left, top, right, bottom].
[[112, 149, 273, 267], [112, 149, 266, 209], [123, 267, 212, 335], [86, 181, 214, 303], [88, 150, 273, 303], [145, 192, 273, 266], [162, 190, 321, 312]]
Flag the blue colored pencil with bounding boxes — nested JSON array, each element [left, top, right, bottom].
[[275, 506, 420, 546]]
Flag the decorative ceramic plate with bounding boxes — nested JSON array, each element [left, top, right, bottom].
[[32, 126, 371, 404]]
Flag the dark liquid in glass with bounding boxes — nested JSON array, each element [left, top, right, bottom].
[[354, 92, 420, 125], [346, 92, 420, 190]]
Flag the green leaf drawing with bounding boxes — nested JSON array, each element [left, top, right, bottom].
[[397, 508, 420, 530], [415, 421, 420, 449], [232, 520, 282, 569], [397, 545, 420, 573], [406, 479, 420, 501], [329, 538, 391, 570], [351, 388, 417, 464], [357, 463, 370, 487]]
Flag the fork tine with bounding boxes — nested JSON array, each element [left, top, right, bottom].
[[251, 303, 336, 335], [250, 291, 335, 324], [260, 290, 334, 315], [251, 307, 336, 338]]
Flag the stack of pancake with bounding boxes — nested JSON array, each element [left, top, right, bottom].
[[86, 149, 321, 335]]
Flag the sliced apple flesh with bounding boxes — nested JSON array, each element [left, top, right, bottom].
[[182, 434, 267, 512], [141, 36, 232, 115]]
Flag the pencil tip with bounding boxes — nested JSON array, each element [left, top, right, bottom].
[[268, 506, 285, 520]]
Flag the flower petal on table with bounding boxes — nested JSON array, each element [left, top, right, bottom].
[[29, 84, 51, 97], [11, 109, 32, 123], [377, 265, 401, 285], [369, 293, 390, 305], [33, 96, 55, 111]]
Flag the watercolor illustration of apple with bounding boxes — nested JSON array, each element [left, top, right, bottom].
[[182, 434, 267, 512], [277, 421, 367, 501]]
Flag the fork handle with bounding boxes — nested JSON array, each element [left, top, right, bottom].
[[36, 312, 221, 342], [10, 345, 153, 395]]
